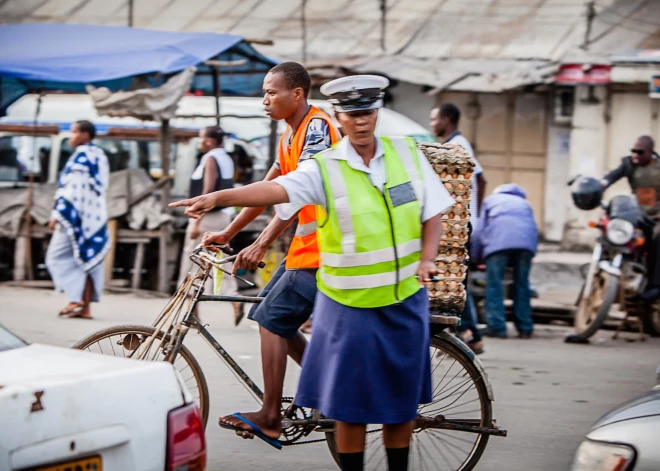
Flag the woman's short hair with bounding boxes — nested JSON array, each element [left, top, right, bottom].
[[203, 126, 225, 145]]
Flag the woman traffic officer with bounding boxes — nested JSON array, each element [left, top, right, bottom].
[[170, 75, 454, 471]]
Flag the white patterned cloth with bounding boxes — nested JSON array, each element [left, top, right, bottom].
[[51, 144, 110, 272]]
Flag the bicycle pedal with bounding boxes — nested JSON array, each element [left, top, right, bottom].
[[236, 430, 255, 439]]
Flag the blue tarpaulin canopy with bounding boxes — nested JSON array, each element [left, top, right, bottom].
[[0, 24, 277, 115]]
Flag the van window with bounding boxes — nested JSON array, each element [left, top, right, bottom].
[[0, 135, 51, 182], [58, 138, 177, 179]]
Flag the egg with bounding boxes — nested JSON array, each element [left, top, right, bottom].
[[457, 183, 465, 191], [452, 172, 459, 178], [465, 171, 472, 179]]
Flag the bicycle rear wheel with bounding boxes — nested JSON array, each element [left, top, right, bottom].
[[72, 324, 210, 427], [326, 332, 492, 470]]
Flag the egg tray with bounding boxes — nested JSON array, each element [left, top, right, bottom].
[[436, 249, 468, 264], [428, 291, 467, 313], [436, 262, 467, 275], [428, 278, 465, 294]]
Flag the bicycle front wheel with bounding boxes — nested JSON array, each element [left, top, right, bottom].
[[326, 332, 493, 470], [72, 324, 210, 427]]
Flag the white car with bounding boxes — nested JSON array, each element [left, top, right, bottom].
[[0, 324, 206, 471]]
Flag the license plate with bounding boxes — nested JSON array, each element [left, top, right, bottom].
[[36, 456, 102, 471]]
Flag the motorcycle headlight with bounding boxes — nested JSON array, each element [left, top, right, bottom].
[[606, 219, 634, 245], [571, 439, 635, 471]]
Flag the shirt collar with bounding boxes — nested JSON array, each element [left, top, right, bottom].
[[332, 136, 384, 164], [443, 130, 461, 144]]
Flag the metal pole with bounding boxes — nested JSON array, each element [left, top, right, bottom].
[[212, 66, 221, 126], [128, 0, 134, 27], [380, 0, 387, 51], [301, 0, 307, 64], [582, 1, 596, 50], [158, 119, 171, 293]]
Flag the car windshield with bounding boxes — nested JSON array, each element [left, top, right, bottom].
[[0, 324, 27, 352], [0, 134, 51, 182]]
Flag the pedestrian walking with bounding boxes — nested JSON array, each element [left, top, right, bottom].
[[46, 120, 109, 320], [171, 74, 454, 471], [176, 126, 242, 323], [200, 62, 341, 443], [473, 183, 538, 338]]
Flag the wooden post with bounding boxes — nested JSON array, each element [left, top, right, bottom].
[[104, 219, 118, 288], [158, 119, 171, 293]]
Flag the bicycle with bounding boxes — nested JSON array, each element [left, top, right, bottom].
[[73, 244, 507, 470]]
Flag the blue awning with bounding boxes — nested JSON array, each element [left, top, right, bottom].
[[0, 24, 276, 115]]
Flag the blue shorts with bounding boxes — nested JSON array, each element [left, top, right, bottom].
[[247, 262, 317, 339]]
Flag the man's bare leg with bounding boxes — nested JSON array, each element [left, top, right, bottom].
[[219, 326, 308, 438]]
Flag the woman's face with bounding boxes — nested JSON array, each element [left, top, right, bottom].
[[335, 109, 378, 147]]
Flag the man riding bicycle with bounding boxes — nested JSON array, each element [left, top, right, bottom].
[[201, 62, 340, 441]]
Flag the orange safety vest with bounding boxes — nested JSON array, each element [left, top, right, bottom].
[[279, 106, 341, 269]]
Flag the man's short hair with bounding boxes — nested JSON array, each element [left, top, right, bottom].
[[75, 120, 96, 140], [203, 126, 225, 145], [438, 103, 461, 125], [269, 62, 311, 97], [638, 135, 655, 151]]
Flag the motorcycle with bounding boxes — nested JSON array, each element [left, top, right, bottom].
[[568, 175, 660, 341]]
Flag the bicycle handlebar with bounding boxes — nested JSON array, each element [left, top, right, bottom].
[[193, 243, 266, 269]]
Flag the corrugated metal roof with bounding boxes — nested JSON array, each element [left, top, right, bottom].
[[2, 0, 659, 91]]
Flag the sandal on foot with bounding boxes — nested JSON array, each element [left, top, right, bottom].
[[58, 304, 84, 317], [218, 413, 282, 450]]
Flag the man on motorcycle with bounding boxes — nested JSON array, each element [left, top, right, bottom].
[[601, 135, 660, 302]]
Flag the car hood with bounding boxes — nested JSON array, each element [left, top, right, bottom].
[[0, 343, 170, 387], [592, 388, 660, 430]]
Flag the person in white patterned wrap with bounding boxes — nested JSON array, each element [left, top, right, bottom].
[[46, 120, 109, 320]]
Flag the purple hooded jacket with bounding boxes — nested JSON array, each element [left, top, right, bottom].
[[472, 183, 538, 261]]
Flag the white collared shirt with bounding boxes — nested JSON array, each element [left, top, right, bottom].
[[273, 136, 455, 222]]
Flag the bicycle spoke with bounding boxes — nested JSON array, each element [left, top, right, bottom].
[[428, 429, 477, 447]]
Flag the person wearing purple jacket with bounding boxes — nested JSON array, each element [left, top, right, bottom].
[[472, 183, 538, 338]]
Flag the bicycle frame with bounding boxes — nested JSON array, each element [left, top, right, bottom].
[[133, 245, 506, 441]]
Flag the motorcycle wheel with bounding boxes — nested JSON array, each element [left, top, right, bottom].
[[642, 303, 660, 337], [574, 270, 618, 339]]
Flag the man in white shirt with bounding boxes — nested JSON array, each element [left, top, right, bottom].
[[430, 103, 486, 229], [177, 126, 240, 321]]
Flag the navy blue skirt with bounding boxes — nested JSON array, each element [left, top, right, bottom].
[[295, 288, 432, 424]]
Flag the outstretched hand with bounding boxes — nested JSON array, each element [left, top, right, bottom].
[[169, 194, 216, 219]]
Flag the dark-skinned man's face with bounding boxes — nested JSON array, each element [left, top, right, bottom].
[[262, 72, 304, 121], [631, 138, 654, 166]]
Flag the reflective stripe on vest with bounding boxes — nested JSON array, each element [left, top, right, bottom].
[[321, 238, 421, 268], [294, 220, 317, 237], [320, 260, 420, 290], [314, 136, 424, 308], [279, 106, 341, 269]]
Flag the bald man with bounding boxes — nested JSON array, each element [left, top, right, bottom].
[[602, 135, 660, 301]]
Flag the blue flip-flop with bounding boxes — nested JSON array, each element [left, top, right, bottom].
[[218, 413, 283, 450]]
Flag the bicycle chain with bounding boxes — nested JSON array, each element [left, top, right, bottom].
[[279, 398, 381, 447], [280, 397, 328, 446]]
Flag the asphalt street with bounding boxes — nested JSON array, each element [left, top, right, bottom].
[[1, 285, 658, 471]]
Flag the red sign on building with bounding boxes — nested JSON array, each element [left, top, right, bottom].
[[555, 64, 611, 84]]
